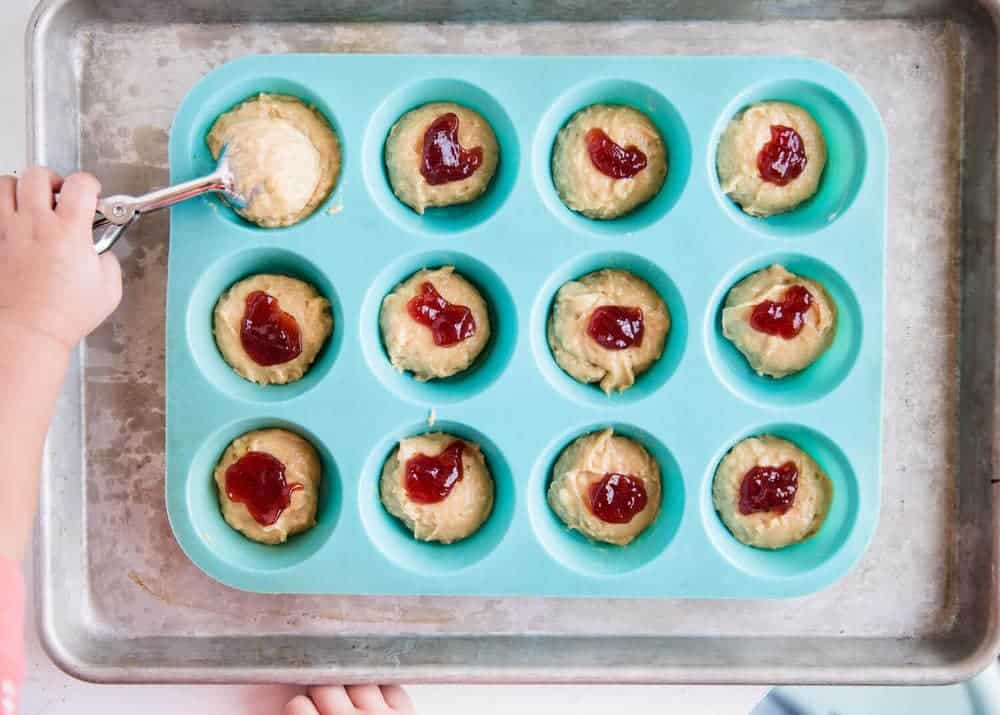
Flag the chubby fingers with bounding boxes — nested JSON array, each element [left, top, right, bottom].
[[56, 171, 101, 225], [307, 686, 355, 713], [15, 167, 62, 216], [0, 175, 16, 220], [380, 685, 412, 711], [284, 694, 321, 715], [345, 684, 388, 711]]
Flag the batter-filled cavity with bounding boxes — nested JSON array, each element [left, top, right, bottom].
[[385, 102, 499, 214]]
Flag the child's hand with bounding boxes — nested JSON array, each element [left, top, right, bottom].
[[285, 685, 414, 715], [0, 168, 122, 352]]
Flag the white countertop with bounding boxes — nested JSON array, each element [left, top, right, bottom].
[[3, 1, 767, 712]]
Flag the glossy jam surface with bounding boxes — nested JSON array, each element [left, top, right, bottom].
[[589, 473, 649, 524], [240, 291, 303, 366], [225, 451, 303, 526], [585, 128, 648, 179], [406, 281, 477, 347], [749, 284, 814, 339], [739, 461, 799, 516], [420, 113, 484, 186], [587, 305, 644, 350], [757, 124, 808, 186], [404, 441, 466, 504]]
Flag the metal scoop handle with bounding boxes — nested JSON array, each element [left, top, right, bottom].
[[90, 157, 243, 254]]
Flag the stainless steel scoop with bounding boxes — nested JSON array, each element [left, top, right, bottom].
[[91, 152, 248, 253]]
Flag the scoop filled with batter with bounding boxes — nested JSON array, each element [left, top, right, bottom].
[[206, 93, 341, 227]]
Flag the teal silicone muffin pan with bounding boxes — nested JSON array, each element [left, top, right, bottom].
[[165, 54, 887, 598]]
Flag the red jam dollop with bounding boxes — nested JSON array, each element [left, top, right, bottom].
[[587, 305, 644, 350], [406, 281, 477, 347], [225, 451, 303, 526], [420, 112, 484, 185], [240, 291, 302, 366], [589, 473, 649, 524], [585, 128, 648, 179], [749, 284, 813, 339], [757, 124, 808, 186], [404, 441, 465, 504], [739, 462, 799, 516]]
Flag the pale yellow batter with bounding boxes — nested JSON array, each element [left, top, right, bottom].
[[722, 264, 837, 378], [213, 273, 333, 385], [380, 432, 494, 543], [548, 269, 670, 394], [548, 428, 662, 546], [713, 435, 832, 549], [384, 102, 499, 214], [380, 266, 491, 381], [207, 93, 341, 227], [552, 104, 667, 219], [716, 101, 826, 217], [214, 428, 322, 545]]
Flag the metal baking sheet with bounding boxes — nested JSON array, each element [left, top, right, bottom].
[[29, 0, 1000, 684]]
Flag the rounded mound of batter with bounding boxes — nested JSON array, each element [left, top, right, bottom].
[[379, 266, 491, 381], [551, 104, 667, 220], [548, 428, 662, 546], [214, 428, 322, 545], [547, 269, 670, 394], [380, 432, 494, 543], [214, 273, 333, 385], [712, 435, 832, 549], [207, 93, 341, 227], [384, 102, 499, 214], [716, 101, 827, 217], [721, 264, 837, 378]]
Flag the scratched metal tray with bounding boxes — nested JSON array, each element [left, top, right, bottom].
[[28, 0, 1000, 685]]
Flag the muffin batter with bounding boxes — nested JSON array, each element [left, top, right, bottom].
[[207, 93, 341, 227], [214, 273, 333, 385], [552, 104, 667, 219], [722, 264, 837, 378], [548, 269, 670, 394], [214, 428, 322, 545], [713, 434, 832, 549], [716, 101, 827, 217], [384, 102, 499, 214], [380, 432, 495, 543], [548, 428, 662, 546], [380, 266, 491, 381]]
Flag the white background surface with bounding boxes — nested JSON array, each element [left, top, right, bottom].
[[3, 1, 768, 712]]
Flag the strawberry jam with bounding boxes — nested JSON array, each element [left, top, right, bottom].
[[757, 125, 807, 186], [585, 128, 647, 179], [587, 305, 644, 350], [406, 281, 477, 347], [420, 113, 484, 185], [240, 291, 302, 366], [749, 284, 813, 339], [225, 451, 303, 526], [404, 441, 465, 504], [739, 462, 798, 515], [589, 473, 648, 524]]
